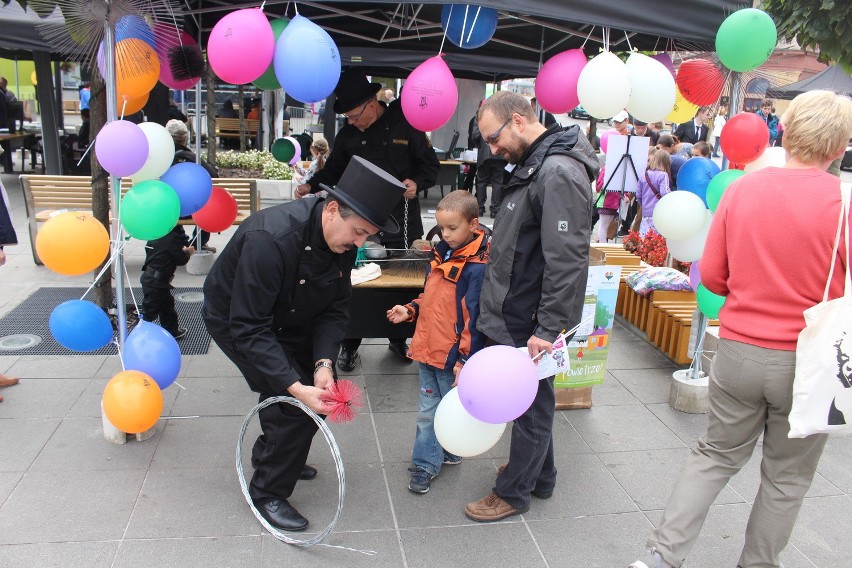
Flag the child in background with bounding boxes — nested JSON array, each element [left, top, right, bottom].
[[387, 190, 490, 494], [635, 149, 672, 237], [141, 226, 195, 339], [294, 137, 330, 183]]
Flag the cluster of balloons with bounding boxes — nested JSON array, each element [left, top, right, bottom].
[[208, 9, 340, 103], [434, 346, 538, 457]]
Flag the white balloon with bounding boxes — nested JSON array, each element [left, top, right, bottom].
[[577, 51, 632, 119], [625, 53, 677, 123], [653, 191, 707, 241], [130, 122, 176, 183], [744, 146, 786, 173], [434, 388, 506, 458], [667, 210, 713, 262]]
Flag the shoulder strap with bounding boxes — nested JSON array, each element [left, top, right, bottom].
[[645, 172, 662, 199], [824, 182, 852, 301]]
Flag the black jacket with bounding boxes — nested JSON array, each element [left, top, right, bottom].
[[673, 120, 708, 144], [142, 226, 191, 288], [307, 100, 440, 244], [203, 199, 355, 394]]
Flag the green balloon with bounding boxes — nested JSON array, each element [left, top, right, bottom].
[[120, 180, 181, 241], [706, 169, 745, 213], [271, 137, 296, 162], [696, 284, 726, 319], [715, 8, 777, 72], [252, 18, 289, 90]]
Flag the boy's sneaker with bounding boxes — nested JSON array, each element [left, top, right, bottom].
[[628, 548, 673, 568], [407, 467, 436, 494], [443, 453, 462, 465], [171, 327, 188, 340]]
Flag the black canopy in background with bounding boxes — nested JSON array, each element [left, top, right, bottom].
[[766, 65, 852, 99]]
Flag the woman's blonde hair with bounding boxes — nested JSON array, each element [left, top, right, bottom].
[[310, 137, 330, 171], [782, 90, 852, 164]]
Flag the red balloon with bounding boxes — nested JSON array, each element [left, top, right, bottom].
[[720, 113, 770, 165], [676, 59, 725, 106], [191, 186, 238, 232]]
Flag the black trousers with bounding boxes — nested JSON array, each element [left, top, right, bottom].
[[203, 306, 322, 503], [475, 159, 505, 217], [141, 277, 179, 334]]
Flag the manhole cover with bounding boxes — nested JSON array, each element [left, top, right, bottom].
[[0, 334, 43, 351], [175, 291, 204, 303]]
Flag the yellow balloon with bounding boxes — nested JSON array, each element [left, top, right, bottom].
[[35, 212, 110, 275], [667, 86, 699, 124], [30, 71, 38, 85]]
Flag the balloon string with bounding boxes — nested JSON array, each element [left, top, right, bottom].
[[115, 339, 126, 371], [465, 6, 482, 44], [624, 31, 633, 52], [581, 25, 594, 50], [438, 4, 451, 55], [259, 1, 266, 10], [293, 2, 299, 16], [121, 258, 141, 321], [120, 99, 126, 120], [76, 142, 94, 168], [80, 239, 126, 301], [459, 4, 469, 47]]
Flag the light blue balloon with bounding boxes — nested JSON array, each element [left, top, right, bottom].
[[274, 15, 341, 104], [123, 321, 182, 389], [160, 162, 213, 217], [440, 5, 498, 49], [49, 300, 114, 352], [116, 15, 157, 49], [676, 157, 721, 206]]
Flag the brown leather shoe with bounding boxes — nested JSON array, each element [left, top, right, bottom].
[[464, 492, 528, 522]]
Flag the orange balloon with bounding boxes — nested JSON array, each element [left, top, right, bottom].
[[118, 91, 149, 116], [103, 370, 163, 434], [35, 212, 110, 275], [116, 38, 160, 100]]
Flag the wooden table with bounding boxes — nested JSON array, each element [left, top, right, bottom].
[[0, 131, 39, 173], [347, 273, 424, 339]]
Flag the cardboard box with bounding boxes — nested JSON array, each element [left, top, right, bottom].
[[555, 385, 592, 409]]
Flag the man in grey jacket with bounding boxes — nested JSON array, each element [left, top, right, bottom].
[[464, 91, 599, 522]]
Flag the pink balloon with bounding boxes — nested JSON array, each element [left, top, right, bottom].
[[600, 128, 618, 154], [152, 25, 203, 90], [401, 56, 459, 132], [689, 261, 701, 291], [95, 120, 149, 178], [652, 53, 677, 79], [208, 8, 274, 85], [534, 49, 587, 114], [457, 345, 539, 424]]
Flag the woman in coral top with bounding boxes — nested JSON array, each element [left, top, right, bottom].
[[630, 90, 852, 568]]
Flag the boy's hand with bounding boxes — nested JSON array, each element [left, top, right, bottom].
[[183, 246, 196, 256], [386, 305, 408, 323]]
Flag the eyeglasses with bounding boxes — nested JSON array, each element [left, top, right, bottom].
[[487, 117, 512, 144], [344, 101, 370, 122]]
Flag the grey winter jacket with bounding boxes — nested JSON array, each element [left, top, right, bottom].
[[478, 124, 599, 347]]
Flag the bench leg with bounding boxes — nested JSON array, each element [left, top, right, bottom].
[[28, 217, 43, 265]]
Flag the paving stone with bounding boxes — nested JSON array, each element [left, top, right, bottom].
[[0, 541, 118, 568], [0, 417, 60, 472], [114, 536, 260, 568]]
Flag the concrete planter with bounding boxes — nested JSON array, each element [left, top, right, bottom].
[[255, 178, 295, 202], [670, 369, 709, 414]]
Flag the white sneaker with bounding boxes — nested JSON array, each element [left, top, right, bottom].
[[628, 548, 673, 568]]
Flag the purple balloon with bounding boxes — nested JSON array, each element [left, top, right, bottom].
[[95, 120, 149, 177], [689, 261, 702, 291], [457, 345, 539, 424], [651, 52, 676, 79]]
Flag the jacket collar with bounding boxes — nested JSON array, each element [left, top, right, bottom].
[[511, 123, 579, 182], [432, 230, 489, 282]]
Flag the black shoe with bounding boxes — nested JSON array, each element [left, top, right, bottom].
[[337, 347, 359, 372], [171, 327, 188, 340], [388, 340, 411, 363], [255, 499, 309, 532], [299, 465, 317, 480]]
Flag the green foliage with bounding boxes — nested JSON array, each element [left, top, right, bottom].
[[762, 0, 852, 72], [216, 150, 293, 180], [594, 301, 613, 330]]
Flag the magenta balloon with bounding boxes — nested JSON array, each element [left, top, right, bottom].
[[457, 345, 539, 424], [600, 128, 618, 154], [95, 120, 149, 178], [651, 53, 677, 79], [401, 56, 459, 132], [208, 8, 274, 85], [153, 25, 203, 90], [535, 49, 587, 114], [689, 261, 702, 291]]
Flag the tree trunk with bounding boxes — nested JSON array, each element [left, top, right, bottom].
[[588, 119, 598, 147], [205, 58, 217, 166], [90, 74, 113, 312], [238, 85, 246, 152]]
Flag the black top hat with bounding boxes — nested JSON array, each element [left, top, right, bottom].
[[320, 156, 405, 233], [333, 70, 383, 114]]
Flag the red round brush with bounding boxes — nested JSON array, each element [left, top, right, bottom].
[[321, 379, 364, 423]]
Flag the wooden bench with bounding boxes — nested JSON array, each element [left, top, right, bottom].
[[214, 118, 259, 139], [21, 175, 259, 265]]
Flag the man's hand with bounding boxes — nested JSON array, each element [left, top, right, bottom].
[[313, 365, 335, 391], [527, 335, 553, 364], [287, 381, 332, 415], [294, 184, 311, 199], [183, 246, 196, 256], [386, 305, 408, 323], [402, 178, 417, 199]]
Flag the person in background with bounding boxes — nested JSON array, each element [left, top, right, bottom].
[[657, 134, 687, 189], [633, 119, 659, 146], [219, 99, 238, 118], [294, 137, 329, 184], [691, 141, 711, 158], [0, 178, 19, 401], [140, 225, 195, 340], [635, 149, 672, 237], [710, 106, 727, 157], [674, 106, 710, 144], [382, 89, 396, 104], [78, 82, 91, 111], [470, 100, 508, 218], [630, 89, 852, 568], [465, 90, 596, 522], [387, 190, 489, 494], [756, 98, 779, 146], [530, 97, 558, 128], [78, 108, 91, 148], [0, 77, 13, 173], [168, 99, 188, 124], [586, 125, 601, 152]]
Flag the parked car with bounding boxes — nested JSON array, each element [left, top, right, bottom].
[[569, 105, 590, 120], [841, 139, 852, 172]]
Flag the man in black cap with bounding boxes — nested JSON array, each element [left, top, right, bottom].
[[295, 70, 440, 371], [203, 156, 405, 532]]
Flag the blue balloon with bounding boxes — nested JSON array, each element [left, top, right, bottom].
[[676, 158, 721, 205], [274, 15, 341, 104], [116, 15, 157, 49], [49, 300, 114, 352], [440, 4, 498, 49], [160, 162, 213, 217], [123, 321, 182, 390]]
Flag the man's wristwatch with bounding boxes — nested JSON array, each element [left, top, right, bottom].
[[314, 360, 333, 374]]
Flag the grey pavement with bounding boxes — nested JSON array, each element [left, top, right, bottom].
[[1, 163, 851, 568]]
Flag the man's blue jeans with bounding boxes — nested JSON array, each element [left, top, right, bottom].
[[411, 362, 460, 475]]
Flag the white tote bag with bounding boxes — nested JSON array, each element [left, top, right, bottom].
[[789, 182, 852, 438]]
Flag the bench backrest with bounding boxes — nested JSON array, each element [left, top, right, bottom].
[[215, 118, 259, 135]]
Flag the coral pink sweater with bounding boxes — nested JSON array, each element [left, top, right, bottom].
[[701, 167, 850, 350]]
